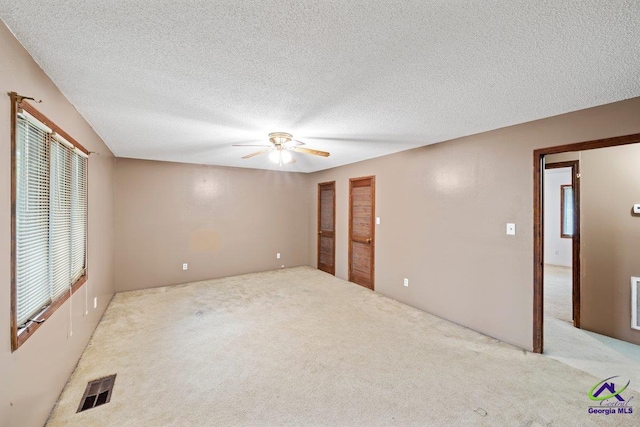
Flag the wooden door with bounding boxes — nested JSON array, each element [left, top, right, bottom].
[[349, 176, 375, 290], [317, 182, 336, 275]]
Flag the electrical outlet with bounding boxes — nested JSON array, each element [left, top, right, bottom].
[[183, 263, 188, 270], [94, 297, 97, 309], [403, 278, 409, 287], [276, 253, 281, 259], [506, 223, 516, 236]]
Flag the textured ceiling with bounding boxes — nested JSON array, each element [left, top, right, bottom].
[[1, 1, 639, 172]]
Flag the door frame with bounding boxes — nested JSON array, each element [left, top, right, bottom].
[[348, 176, 375, 290], [317, 181, 336, 275], [533, 132, 640, 354], [544, 160, 580, 329]]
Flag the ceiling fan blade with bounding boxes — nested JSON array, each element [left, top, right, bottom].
[[232, 144, 271, 147], [283, 140, 304, 149], [292, 147, 330, 157], [242, 148, 270, 159]]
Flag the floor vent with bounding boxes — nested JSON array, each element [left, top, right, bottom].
[[632, 277, 640, 331], [77, 374, 116, 413]]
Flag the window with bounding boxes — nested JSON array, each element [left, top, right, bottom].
[[10, 93, 89, 350], [561, 184, 574, 238]]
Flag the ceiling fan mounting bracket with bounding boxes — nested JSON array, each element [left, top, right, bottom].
[[268, 132, 293, 146]]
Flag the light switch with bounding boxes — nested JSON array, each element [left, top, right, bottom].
[[376, 217, 381, 225], [634, 204, 640, 214], [506, 223, 516, 236]]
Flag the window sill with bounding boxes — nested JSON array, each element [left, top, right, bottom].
[[13, 274, 88, 351]]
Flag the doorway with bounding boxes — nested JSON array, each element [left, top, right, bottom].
[[348, 176, 375, 290], [317, 181, 336, 275], [533, 133, 640, 354], [543, 160, 580, 329]]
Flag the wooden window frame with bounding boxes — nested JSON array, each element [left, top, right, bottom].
[[560, 184, 574, 239], [10, 92, 90, 351]]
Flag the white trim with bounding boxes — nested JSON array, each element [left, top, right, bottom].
[[632, 277, 640, 331], [53, 134, 89, 158], [53, 132, 75, 149], [74, 147, 89, 158], [21, 110, 52, 133]]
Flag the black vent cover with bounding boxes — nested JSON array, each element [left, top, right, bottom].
[[77, 374, 116, 413]]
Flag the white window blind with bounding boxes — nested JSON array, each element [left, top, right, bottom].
[[15, 114, 50, 325], [70, 149, 88, 283], [15, 112, 88, 327]]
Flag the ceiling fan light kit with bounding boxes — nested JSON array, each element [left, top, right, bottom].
[[269, 149, 293, 165], [233, 132, 330, 166]]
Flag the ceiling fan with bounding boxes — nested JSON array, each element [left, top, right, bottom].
[[233, 132, 330, 165]]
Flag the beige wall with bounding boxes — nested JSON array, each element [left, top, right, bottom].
[[0, 21, 116, 427], [115, 159, 309, 292], [545, 152, 580, 163], [580, 144, 640, 345], [307, 97, 640, 350]]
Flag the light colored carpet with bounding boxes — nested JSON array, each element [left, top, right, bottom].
[[545, 316, 640, 394], [47, 267, 638, 426], [544, 264, 640, 393], [544, 264, 573, 324]]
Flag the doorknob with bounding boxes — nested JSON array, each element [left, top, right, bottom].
[[366, 238, 372, 244], [318, 231, 323, 235]]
